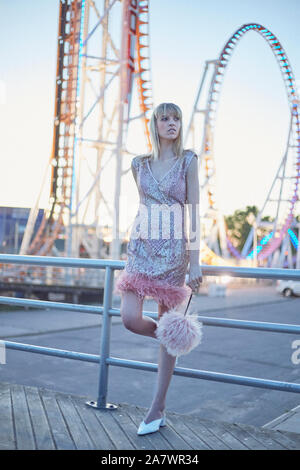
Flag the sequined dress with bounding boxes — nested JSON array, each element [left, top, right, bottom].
[[114, 149, 198, 309]]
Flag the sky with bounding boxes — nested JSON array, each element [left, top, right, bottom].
[[0, 0, 299, 232]]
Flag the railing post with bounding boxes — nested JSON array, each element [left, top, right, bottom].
[[86, 266, 118, 410]]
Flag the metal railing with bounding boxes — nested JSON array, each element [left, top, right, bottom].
[[1, 253, 300, 410]]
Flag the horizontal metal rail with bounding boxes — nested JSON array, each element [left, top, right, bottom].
[[106, 357, 300, 394], [3, 340, 100, 363], [1, 253, 300, 409], [2, 342, 300, 395], [1, 253, 300, 279], [0, 295, 103, 314], [196, 315, 300, 334], [1, 296, 300, 334]]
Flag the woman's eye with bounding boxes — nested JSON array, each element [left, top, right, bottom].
[[160, 116, 179, 121]]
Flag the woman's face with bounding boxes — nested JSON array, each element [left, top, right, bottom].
[[156, 112, 181, 142]]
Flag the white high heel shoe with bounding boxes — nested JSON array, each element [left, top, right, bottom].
[[137, 413, 166, 435]]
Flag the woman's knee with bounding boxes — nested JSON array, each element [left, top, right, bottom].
[[120, 292, 142, 331], [121, 309, 138, 332]]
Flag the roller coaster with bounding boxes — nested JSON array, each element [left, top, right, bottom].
[[4, 1, 300, 287], [185, 23, 300, 268]]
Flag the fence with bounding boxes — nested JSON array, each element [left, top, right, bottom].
[[1, 253, 300, 410]]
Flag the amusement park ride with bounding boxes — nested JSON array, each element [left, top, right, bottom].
[[6, 0, 300, 288]]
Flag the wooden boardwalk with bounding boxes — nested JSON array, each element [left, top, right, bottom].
[[1, 381, 300, 450]]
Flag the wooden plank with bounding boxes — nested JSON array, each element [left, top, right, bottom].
[[0, 383, 15, 449], [134, 406, 175, 450], [185, 415, 291, 450], [242, 424, 300, 450], [263, 431, 300, 450], [1, 382, 300, 451], [110, 404, 158, 450], [165, 413, 211, 450], [25, 386, 55, 450], [274, 431, 300, 450], [55, 394, 95, 450], [231, 422, 300, 450], [186, 414, 300, 451], [226, 422, 288, 450], [121, 404, 158, 451], [92, 406, 135, 450], [226, 423, 268, 450], [10, 383, 36, 450], [0, 442, 15, 449], [133, 408, 194, 451], [40, 389, 76, 450], [72, 396, 116, 450], [154, 415, 195, 450], [194, 419, 252, 450], [182, 417, 231, 450]]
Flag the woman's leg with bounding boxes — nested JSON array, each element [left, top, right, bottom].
[[120, 290, 158, 338], [144, 302, 177, 424]]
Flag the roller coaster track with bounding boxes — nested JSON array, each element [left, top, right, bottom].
[[204, 24, 300, 262], [135, 1, 153, 150], [24, 0, 153, 258], [26, 0, 83, 256]]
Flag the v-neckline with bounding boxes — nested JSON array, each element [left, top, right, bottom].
[[147, 157, 180, 186]]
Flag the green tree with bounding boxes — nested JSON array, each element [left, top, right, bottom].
[[224, 205, 273, 253]]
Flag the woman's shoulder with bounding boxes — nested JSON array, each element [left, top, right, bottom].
[[183, 148, 198, 158], [182, 149, 198, 171], [137, 152, 152, 161], [131, 152, 151, 169]]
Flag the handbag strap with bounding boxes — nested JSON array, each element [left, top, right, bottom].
[[184, 292, 193, 316]]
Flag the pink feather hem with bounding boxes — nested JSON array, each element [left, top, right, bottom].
[[114, 270, 191, 309]]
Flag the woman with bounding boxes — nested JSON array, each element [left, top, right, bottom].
[[114, 102, 202, 435]]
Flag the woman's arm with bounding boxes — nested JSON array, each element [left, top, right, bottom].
[[186, 154, 202, 291], [131, 158, 138, 184]]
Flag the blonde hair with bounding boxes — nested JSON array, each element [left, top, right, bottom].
[[144, 103, 185, 161]]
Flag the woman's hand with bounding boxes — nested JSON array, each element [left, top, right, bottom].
[[187, 264, 203, 293]]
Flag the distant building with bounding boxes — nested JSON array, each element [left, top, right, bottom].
[[0, 206, 44, 254]]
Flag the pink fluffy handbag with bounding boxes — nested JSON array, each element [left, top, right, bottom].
[[155, 293, 203, 357]]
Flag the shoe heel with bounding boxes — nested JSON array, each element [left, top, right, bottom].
[[160, 414, 166, 427]]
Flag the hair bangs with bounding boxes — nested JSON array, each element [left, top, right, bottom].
[[155, 103, 181, 121]]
